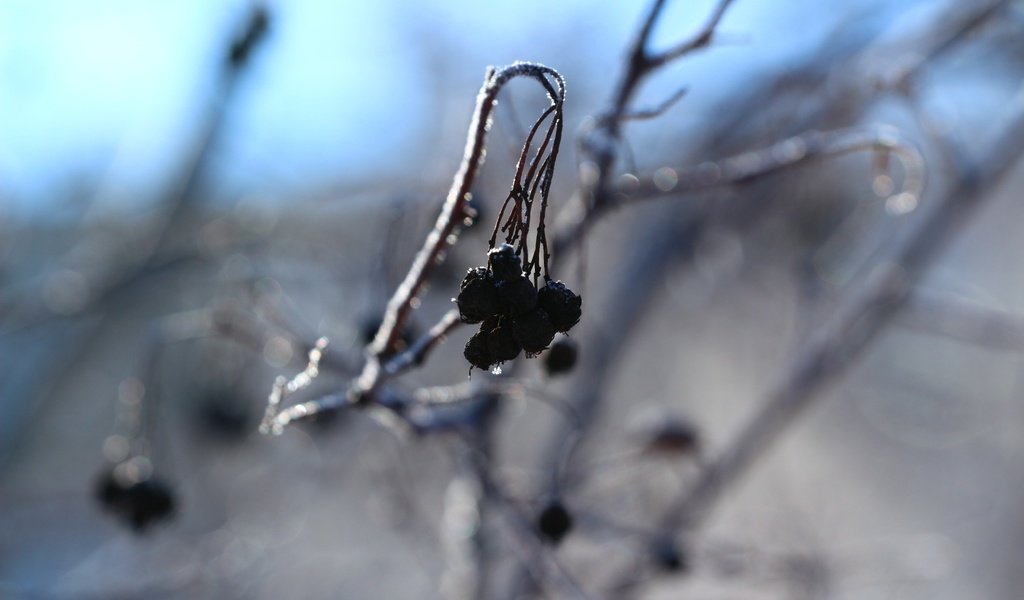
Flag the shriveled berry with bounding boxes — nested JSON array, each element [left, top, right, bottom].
[[543, 336, 578, 375], [536, 500, 573, 544], [496, 275, 538, 316], [456, 267, 500, 324], [464, 330, 495, 371], [488, 243, 522, 282], [512, 308, 556, 355], [487, 319, 522, 363], [537, 280, 582, 333]]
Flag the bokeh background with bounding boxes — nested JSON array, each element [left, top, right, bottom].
[[3, 0, 1024, 598]]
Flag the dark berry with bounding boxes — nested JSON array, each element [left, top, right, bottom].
[[464, 330, 495, 371], [537, 280, 582, 333], [496, 275, 538, 316], [488, 243, 522, 282], [487, 319, 522, 364], [96, 468, 131, 509], [125, 479, 176, 531], [651, 537, 688, 573], [543, 336, 578, 375], [456, 267, 500, 324], [95, 468, 176, 532], [512, 309, 556, 355], [536, 500, 573, 544]]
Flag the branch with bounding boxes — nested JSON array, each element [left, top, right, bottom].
[[624, 125, 925, 208], [647, 0, 737, 68], [661, 103, 1024, 534]]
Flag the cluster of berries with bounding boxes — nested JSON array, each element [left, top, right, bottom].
[[457, 243, 581, 371]]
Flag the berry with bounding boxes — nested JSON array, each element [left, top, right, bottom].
[[543, 336, 578, 375], [536, 500, 573, 544], [95, 468, 176, 532], [488, 243, 522, 282], [537, 280, 582, 333], [456, 267, 501, 323], [96, 468, 130, 508], [125, 479, 176, 531], [512, 308, 556, 355], [486, 318, 522, 364], [496, 275, 538, 316], [464, 329, 495, 371]]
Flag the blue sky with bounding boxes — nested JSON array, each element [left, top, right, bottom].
[[0, 0, 908, 220]]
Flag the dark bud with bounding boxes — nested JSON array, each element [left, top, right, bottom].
[[488, 243, 522, 282], [464, 329, 495, 371], [651, 536, 688, 573], [536, 500, 574, 544], [496, 275, 538, 316], [537, 280, 582, 333], [512, 309, 556, 356], [543, 336, 578, 376], [456, 267, 500, 324], [487, 318, 522, 364]]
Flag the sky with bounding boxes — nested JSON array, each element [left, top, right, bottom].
[[0, 0, 916, 221]]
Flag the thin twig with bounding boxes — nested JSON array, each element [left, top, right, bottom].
[[617, 86, 689, 122], [625, 125, 925, 206]]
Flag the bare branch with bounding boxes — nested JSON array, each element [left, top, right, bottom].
[[624, 125, 925, 209], [662, 103, 1024, 534]]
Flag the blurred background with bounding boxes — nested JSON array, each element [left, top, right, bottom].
[[2, 0, 1024, 598]]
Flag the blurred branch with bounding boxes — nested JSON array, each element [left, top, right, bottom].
[[662, 102, 1024, 534], [0, 3, 272, 331], [623, 125, 925, 209], [898, 289, 1024, 351]]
